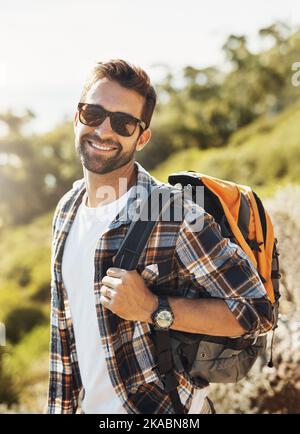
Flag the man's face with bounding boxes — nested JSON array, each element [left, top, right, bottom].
[[74, 78, 150, 175]]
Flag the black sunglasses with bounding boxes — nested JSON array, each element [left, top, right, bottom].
[[77, 103, 147, 137]]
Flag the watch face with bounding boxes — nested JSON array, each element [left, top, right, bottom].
[[155, 310, 173, 328]]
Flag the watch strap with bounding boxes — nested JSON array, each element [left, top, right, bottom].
[[157, 295, 170, 310]]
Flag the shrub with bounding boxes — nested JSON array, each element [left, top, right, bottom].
[[5, 307, 46, 345]]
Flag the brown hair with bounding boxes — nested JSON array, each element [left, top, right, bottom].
[[80, 59, 157, 128]]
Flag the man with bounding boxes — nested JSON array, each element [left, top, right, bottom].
[[47, 59, 273, 414]]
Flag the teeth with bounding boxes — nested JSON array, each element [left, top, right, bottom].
[[88, 141, 116, 151]]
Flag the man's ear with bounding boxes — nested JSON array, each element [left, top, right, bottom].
[[136, 128, 151, 152]]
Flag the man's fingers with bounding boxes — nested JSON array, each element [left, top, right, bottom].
[[102, 275, 122, 288], [100, 294, 112, 308], [100, 285, 116, 299], [107, 267, 126, 277]]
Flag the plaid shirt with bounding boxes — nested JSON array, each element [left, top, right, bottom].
[[47, 162, 273, 414]]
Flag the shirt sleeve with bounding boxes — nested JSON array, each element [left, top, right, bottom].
[[47, 201, 80, 414], [174, 200, 274, 335], [47, 281, 65, 413]]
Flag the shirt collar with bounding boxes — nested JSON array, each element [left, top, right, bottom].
[[70, 161, 163, 230]]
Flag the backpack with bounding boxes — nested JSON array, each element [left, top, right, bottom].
[[113, 170, 281, 414]]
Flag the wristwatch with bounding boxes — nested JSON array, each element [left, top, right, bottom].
[[151, 295, 174, 330]]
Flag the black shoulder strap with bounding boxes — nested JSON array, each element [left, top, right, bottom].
[[114, 184, 176, 269], [113, 186, 158, 270], [238, 193, 250, 241], [152, 330, 185, 414], [113, 183, 186, 414], [252, 191, 267, 246]]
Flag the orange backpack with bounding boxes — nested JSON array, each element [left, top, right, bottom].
[[168, 170, 281, 330]]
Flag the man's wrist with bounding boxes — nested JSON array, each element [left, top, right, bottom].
[[143, 293, 159, 324]]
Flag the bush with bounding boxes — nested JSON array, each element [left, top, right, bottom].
[[0, 347, 19, 406], [0, 325, 50, 411], [5, 307, 46, 345]]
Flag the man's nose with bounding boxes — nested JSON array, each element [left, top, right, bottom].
[[93, 116, 114, 136]]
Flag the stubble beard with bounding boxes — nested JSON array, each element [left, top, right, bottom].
[[76, 137, 138, 175]]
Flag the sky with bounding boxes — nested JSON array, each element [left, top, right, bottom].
[[0, 0, 300, 133]]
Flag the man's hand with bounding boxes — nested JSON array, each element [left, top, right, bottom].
[[100, 267, 158, 322], [100, 268, 247, 336]]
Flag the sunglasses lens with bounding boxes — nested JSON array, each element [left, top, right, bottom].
[[79, 104, 106, 127], [78, 103, 140, 137], [111, 113, 137, 137]]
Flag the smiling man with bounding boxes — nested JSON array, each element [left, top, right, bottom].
[[47, 59, 273, 415]]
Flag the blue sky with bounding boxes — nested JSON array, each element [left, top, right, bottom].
[[0, 0, 299, 133]]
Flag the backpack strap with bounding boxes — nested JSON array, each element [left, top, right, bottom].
[[114, 184, 170, 269], [252, 191, 267, 246], [113, 184, 185, 413], [152, 329, 185, 414], [238, 192, 250, 241]]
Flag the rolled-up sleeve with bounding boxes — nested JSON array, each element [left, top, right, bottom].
[[175, 201, 274, 335]]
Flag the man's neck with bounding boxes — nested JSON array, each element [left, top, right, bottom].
[[83, 160, 137, 208]]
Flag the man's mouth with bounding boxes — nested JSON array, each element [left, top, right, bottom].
[[86, 139, 118, 152]]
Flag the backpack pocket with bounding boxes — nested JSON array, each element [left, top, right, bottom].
[[188, 335, 266, 383]]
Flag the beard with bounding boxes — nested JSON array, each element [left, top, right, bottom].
[[75, 133, 138, 175]]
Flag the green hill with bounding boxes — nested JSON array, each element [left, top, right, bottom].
[[151, 102, 300, 198]]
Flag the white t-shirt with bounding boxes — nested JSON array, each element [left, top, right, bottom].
[[62, 187, 208, 414]]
